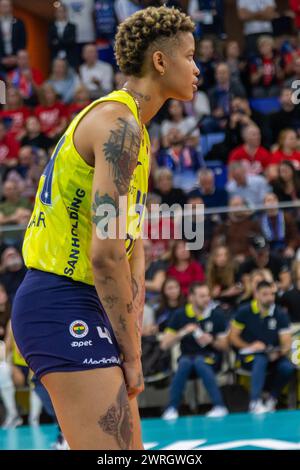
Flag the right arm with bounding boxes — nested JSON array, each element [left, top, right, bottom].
[[160, 324, 197, 351], [238, 6, 276, 22], [90, 104, 143, 400]]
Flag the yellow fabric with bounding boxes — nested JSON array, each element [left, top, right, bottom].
[[232, 319, 245, 330], [165, 327, 177, 335], [12, 341, 27, 367], [185, 303, 204, 320], [23, 90, 150, 285]]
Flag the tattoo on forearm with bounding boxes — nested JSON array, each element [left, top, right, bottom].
[[118, 315, 127, 332], [103, 117, 141, 195], [98, 382, 133, 450], [127, 302, 133, 314], [102, 294, 119, 310], [92, 191, 120, 237]]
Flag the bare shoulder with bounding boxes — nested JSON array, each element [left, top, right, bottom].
[[83, 101, 140, 147], [74, 101, 141, 167]]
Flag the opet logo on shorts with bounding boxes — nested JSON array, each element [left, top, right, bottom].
[[69, 320, 89, 338]]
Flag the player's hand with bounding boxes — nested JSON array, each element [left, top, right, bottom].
[[251, 341, 266, 352], [122, 358, 144, 400]]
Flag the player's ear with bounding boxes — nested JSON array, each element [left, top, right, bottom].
[[152, 50, 168, 76]]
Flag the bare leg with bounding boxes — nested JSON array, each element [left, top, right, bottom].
[[130, 397, 143, 449], [41, 367, 136, 450]]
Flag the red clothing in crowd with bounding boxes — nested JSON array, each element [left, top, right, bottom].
[[34, 102, 67, 137], [229, 145, 272, 172], [271, 149, 300, 167], [8, 68, 44, 100], [68, 101, 90, 121], [167, 261, 205, 296], [290, 0, 300, 29], [0, 107, 31, 138], [0, 133, 20, 164]]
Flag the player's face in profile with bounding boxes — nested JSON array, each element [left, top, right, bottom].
[[166, 32, 200, 101]]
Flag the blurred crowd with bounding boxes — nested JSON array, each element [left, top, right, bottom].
[[1, 0, 300, 430]]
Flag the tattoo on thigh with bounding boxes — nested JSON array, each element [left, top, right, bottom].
[[98, 383, 133, 449]]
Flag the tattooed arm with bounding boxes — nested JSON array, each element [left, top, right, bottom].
[[129, 238, 145, 341], [89, 102, 144, 399]]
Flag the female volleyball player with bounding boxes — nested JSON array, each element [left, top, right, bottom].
[[12, 6, 199, 449]]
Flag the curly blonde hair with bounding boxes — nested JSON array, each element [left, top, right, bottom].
[[115, 6, 195, 77]]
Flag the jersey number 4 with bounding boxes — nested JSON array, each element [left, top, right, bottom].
[[40, 135, 66, 206]]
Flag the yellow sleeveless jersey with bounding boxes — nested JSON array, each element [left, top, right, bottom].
[[23, 90, 150, 286]]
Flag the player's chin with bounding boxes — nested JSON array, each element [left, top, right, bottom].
[[173, 89, 194, 102]]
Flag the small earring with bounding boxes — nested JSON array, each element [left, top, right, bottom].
[[160, 70, 165, 76]]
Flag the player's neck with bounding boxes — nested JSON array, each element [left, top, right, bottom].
[[123, 77, 166, 125]]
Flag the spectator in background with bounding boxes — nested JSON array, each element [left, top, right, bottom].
[[21, 116, 53, 153], [230, 280, 295, 414], [227, 161, 271, 207], [0, 246, 26, 302], [206, 245, 241, 304], [271, 160, 300, 203], [185, 194, 218, 257], [94, 0, 117, 42], [225, 40, 247, 85], [154, 277, 185, 333], [167, 240, 205, 296], [188, 0, 226, 39], [206, 62, 246, 133], [34, 84, 68, 139], [249, 35, 283, 98], [260, 192, 299, 257], [212, 195, 262, 262], [0, 119, 19, 169], [63, 0, 95, 52], [206, 97, 259, 163], [67, 85, 90, 120], [0, 0, 26, 74], [145, 192, 177, 261], [196, 38, 217, 92], [237, 0, 277, 56], [284, 54, 300, 88], [238, 235, 290, 285], [188, 168, 228, 209], [47, 58, 80, 104], [114, 0, 142, 23], [161, 282, 229, 419], [8, 50, 44, 107], [271, 129, 300, 168], [6, 146, 44, 201], [48, 3, 77, 69], [289, 0, 300, 32], [79, 43, 114, 99], [270, 88, 300, 144], [0, 180, 31, 223], [144, 238, 167, 305], [279, 259, 300, 323], [161, 100, 200, 150], [185, 87, 211, 123], [159, 99, 201, 191], [228, 124, 271, 173], [153, 168, 187, 208], [239, 267, 273, 305], [0, 87, 30, 140], [0, 283, 10, 340]]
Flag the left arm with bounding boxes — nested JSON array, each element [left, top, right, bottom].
[[129, 238, 145, 339]]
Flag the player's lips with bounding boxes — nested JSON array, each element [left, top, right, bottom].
[[193, 81, 198, 91]]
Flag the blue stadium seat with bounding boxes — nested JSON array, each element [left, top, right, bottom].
[[205, 160, 228, 188], [201, 132, 225, 157], [249, 97, 281, 115]]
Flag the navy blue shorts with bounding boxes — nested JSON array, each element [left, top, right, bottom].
[[11, 269, 122, 380]]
